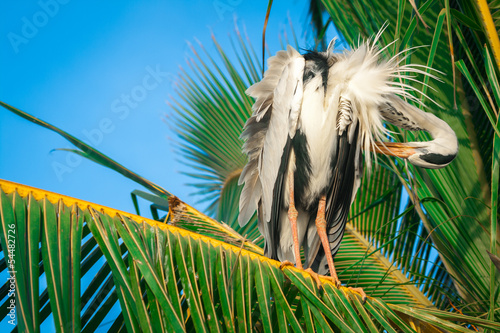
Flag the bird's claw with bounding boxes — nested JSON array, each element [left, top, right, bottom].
[[279, 260, 296, 270], [302, 269, 367, 303], [282, 263, 366, 303], [304, 268, 341, 291], [346, 286, 367, 304], [304, 268, 323, 290]]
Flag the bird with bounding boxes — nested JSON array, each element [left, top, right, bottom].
[[237, 28, 458, 293]]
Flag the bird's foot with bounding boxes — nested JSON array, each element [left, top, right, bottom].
[[304, 268, 340, 290], [345, 286, 367, 304], [280, 259, 303, 270], [279, 260, 296, 270], [303, 269, 367, 303]]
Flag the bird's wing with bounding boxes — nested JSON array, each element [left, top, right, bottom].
[[260, 138, 292, 259], [238, 46, 304, 226]]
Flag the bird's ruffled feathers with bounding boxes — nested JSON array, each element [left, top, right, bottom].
[[238, 46, 304, 226], [327, 34, 407, 169]]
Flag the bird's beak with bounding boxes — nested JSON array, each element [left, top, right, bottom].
[[372, 142, 417, 159]]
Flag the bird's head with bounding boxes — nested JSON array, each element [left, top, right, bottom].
[[373, 96, 458, 169]]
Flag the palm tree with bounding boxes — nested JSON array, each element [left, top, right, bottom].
[[171, 0, 500, 327], [1, 0, 499, 331]]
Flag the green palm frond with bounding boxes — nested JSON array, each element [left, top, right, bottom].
[[2, 179, 500, 331]]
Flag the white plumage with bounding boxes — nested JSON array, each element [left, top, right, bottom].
[[238, 29, 458, 278]]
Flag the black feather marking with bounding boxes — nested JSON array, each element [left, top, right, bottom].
[[303, 51, 329, 90], [420, 152, 456, 165], [292, 130, 313, 210]]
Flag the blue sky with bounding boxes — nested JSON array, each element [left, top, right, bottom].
[[0, 1, 340, 330], [0, 1, 338, 217]]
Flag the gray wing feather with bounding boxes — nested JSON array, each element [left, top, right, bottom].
[[238, 45, 304, 226]]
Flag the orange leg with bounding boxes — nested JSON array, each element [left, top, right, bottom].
[[314, 195, 339, 285], [287, 170, 303, 269], [313, 195, 367, 302]]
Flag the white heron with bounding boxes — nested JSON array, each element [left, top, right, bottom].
[[238, 30, 458, 297]]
